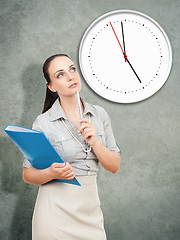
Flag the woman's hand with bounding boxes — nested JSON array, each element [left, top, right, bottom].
[[78, 119, 120, 174], [49, 162, 75, 180], [78, 118, 99, 147]]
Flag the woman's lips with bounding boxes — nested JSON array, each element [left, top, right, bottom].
[[69, 83, 78, 88]]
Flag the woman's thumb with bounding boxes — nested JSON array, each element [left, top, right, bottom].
[[59, 162, 66, 167]]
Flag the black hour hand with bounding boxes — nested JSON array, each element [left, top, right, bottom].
[[121, 21, 127, 62]]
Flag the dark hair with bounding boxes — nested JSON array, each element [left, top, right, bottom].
[[42, 53, 70, 113]]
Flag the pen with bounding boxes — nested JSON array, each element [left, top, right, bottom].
[[76, 90, 84, 124]]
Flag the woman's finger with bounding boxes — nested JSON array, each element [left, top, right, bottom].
[[66, 172, 75, 179], [78, 124, 91, 133], [84, 130, 95, 139], [79, 118, 89, 123], [82, 127, 92, 135], [52, 162, 66, 168], [62, 163, 73, 173], [78, 123, 88, 132]]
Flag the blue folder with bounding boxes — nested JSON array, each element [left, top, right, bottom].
[[4, 125, 81, 186]]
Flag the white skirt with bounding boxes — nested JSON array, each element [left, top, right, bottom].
[[32, 175, 107, 240]]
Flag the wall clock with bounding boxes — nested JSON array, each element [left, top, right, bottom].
[[79, 10, 172, 103]]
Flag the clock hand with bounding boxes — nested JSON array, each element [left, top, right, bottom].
[[109, 21, 125, 60], [121, 21, 127, 62], [109, 21, 142, 83], [120, 21, 141, 82], [125, 58, 142, 83]]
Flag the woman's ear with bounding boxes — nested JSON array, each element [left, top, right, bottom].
[[47, 83, 56, 92]]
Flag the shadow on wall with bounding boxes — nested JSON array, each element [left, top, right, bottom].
[[0, 64, 45, 240]]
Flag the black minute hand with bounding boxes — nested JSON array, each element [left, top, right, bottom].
[[126, 57, 142, 83]]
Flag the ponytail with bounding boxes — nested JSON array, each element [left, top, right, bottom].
[[42, 87, 59, 114], [41, 53, 70, 113]]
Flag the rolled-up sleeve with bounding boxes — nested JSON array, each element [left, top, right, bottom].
[[22, 117, 43, 168], [101, 108, 121, 157]]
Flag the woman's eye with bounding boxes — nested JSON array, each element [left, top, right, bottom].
[[70, 67, 76, 72], [57, 73, 63, 78]]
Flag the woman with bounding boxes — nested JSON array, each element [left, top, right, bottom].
[[23, 53, 121, 240]]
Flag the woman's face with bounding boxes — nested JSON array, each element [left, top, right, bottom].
[[47, 56, 81, 97]]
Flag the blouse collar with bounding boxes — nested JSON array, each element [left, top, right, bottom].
[[49, 97, 96, 121]]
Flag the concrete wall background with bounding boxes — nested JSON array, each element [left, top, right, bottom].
[[0, 0, 179, 239]]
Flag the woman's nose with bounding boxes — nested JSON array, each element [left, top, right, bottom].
[[67, 72, 74, 81]]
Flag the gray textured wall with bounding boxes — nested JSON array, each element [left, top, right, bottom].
[[1, 0, 180, 239]]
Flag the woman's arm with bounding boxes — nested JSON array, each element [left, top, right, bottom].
[[23, 162, 75, 185], [78, 118, 121, 174], [92, 140, 120, 173]]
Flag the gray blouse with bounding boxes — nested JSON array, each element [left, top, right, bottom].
[[23, 97, 121, 176]]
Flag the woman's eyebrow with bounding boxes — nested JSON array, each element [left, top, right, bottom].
[[54, 64, 75, 75]]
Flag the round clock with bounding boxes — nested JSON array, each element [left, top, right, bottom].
[[79, 10, 172, 103]]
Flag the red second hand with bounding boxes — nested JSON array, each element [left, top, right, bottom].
[[109, 21, 127, 61]]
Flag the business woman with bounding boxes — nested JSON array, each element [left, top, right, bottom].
[[23, 53, 121, 240]]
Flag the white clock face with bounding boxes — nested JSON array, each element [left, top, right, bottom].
[[79, 10, 172, 103]]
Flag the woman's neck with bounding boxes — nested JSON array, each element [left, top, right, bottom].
[[59, 94, 84, 118]]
